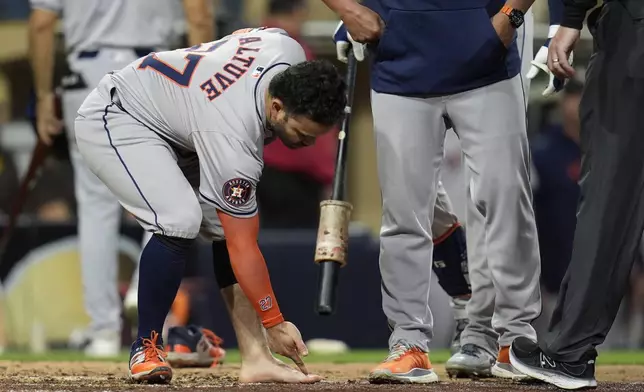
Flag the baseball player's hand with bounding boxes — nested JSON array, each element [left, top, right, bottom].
[[333, 21, 366, 63], [527, 25, 573, 96], [36, 93, 63, 145], [266, 321, 310, 374], [548, 26, 580, 80], [339, 3, 383, 43], [491, 12, 515, 48]]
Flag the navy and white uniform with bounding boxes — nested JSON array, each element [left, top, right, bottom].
[[364, 0, 541, 352]]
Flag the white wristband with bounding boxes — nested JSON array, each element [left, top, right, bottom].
[[548, 24, 560, 39]]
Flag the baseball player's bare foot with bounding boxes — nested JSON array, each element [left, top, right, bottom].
[[239, 357, 322, 384], [221, 285, 321, 384]]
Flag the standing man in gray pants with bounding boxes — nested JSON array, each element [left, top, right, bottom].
[[324, 0, 542, 384], [510, 0, 644, 389], [334, 2, 537, 363]]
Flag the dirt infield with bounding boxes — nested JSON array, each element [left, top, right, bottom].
[[0, 361, 643, 391]]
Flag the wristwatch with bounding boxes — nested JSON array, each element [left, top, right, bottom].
[[501, 5, 525, 29]]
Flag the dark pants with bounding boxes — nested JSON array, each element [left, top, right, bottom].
[[541, 1, 644, 362]]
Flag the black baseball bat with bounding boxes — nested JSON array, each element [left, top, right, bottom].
[[315, 52, 358, 315], [0, 89, 60, 265]]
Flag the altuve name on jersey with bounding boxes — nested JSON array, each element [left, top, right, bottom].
[[199, 37, 262, 101]]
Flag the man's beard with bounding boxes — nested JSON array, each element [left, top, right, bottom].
[[266, 119, 303, 149]]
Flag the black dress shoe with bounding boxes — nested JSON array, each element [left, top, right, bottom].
[[509, 336, 597, 390]]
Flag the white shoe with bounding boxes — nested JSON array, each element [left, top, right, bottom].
[[492, 361, 529, 380], [446, 344, 496, 378], [68, 328, 90, 350], [84, 330, 121, 358]]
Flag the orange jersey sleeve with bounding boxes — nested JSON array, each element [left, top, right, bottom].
[[217, 211, 284, 328]]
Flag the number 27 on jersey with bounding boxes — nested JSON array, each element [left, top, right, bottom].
[[137, 36, 261, 93]]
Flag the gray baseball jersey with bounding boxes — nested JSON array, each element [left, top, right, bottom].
[[109, 28, 305, 218], [75, 28, 307, 243], [29, 0, 184, 51]]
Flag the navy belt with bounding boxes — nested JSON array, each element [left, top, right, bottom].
[[77, 47, 155, 59]]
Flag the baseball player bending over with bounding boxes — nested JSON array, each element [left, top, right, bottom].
[[325, 0, 542, 384], [73, 28, 346, 384], [28, 0, 214, 357]]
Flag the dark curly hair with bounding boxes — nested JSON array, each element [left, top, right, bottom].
[[268, 60, 347, 126]]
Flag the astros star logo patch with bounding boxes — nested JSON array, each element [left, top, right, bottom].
[[222, 178, 253, 207]]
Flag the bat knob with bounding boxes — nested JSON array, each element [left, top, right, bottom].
[[316, 304, 333, 315], [316, 260, 340, 315]]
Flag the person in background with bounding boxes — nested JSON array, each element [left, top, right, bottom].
[[256, 0, 337, 229], [0, 73, 18, 216], [529, 78, 582, 334], [0, 150, 19, 219], [28, 0, 214, 358], [215, 0, 246, 38]]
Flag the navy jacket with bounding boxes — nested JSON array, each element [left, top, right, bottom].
[[364, 0, 521, 96]]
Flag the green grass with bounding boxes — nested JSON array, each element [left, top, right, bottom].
[[0, 349, 393, 364], [3, 349, 644, 366], [0, 350, 128, 362], [594, 350, 644, 365]]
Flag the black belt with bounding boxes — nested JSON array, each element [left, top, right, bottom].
[[77, 47, 156, 59]]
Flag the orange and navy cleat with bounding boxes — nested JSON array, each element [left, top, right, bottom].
[[166, 325, 226, 368], [128, 331, 172, 384], [369, 343, 439, 384]]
